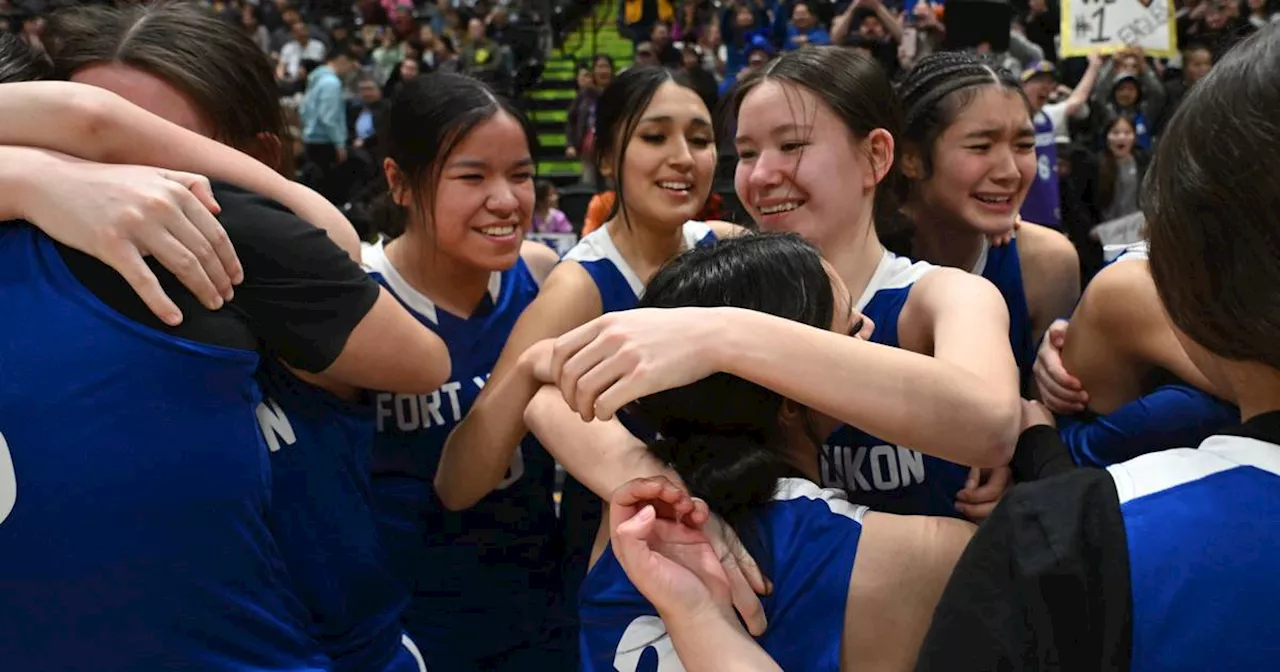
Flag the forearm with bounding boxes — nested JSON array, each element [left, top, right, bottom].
[[717, 308, 1017, 467], [525, 385, 672, 499], [0, 146, 61, 221], [664, 609, 781, 672], [0, 82, 354, 255], [435, 357, 543, 510]]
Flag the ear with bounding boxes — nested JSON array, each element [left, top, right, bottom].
[[250, 132, 285, 173], [864, 127, 896, 189], [898, 140, 925, 182], [776, 399, 806, 432], [383, 158, 412, 208]]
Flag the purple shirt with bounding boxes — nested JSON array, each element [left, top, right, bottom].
[[1020, 107, 1062, 229], [533, 208, 573, 234]]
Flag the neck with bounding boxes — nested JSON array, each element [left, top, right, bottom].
[[386, 228, 493, 318], [1225, 362, 1280, 424], [819, 208, 887, 304], [906, 201, 987, 271], [606, 212, 688, 283]]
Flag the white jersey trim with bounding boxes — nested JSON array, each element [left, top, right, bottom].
[[774, 478, 868, 524], [1108, 435, 1280, 505], [853, 250, 936, 313], [1103, 240, 1150, 264], [361, 240, 502, 325], [563, 221, 713, 300]]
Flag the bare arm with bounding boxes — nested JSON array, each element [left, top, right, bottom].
[[434, 261, 604, 510], [0, 81, 358, 257], [1064, 53, 1104, 119], [668, 611, 783, 672], [1061, 259, 1224, 414], [1018, 222, 1081, 346]]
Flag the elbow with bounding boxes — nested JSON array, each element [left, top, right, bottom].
[[433, 475, 480, 512], [969, 396, 1021, 468], [72, 88, 117, 162]]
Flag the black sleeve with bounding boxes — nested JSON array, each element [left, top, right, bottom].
[[915, 469, 1133, 672], [1010, 424, 1077, 482], [210, 182, 379, 373], [59, 182, 378, 372]]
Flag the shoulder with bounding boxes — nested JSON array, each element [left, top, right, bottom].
[[519, 239, 561, 285], [538, 258, 604, 305], [912, 266, 1006, 312], [705, 220, 750, 240], [1075, 257, 1158, 328], [1018, 222, 1078, 269]]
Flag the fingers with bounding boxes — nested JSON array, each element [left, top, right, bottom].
[[954, 499, 998, 522], [164, 171, 241, 290], [1034, 359, 1088, 413], [611, 476, 695, 522], [165, 171, 222, 215], [551, 321, 606, 418], [721, 551, 768, 636], [958, 467, 1011, 503], [572, 351, 630, 423], [172, 187, 239, 303], [140, 230, 225, 313], [964, 466, 981, 491], [105, 242, 184, 326], [709, 517, 769, 597]]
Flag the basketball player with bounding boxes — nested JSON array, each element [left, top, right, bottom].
[[918, 27, 1280, 669]]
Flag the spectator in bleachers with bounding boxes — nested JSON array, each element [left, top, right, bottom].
[[1099, 72, 1158, 151], [1245, 0, 1280, 26], [533, 180, 574, 234], [278, 20, 328, 84], [1094, 114, 1148, 224], [300, 43, 355, 205], [240, 4, 272, 54], [694, 20, 726, 80], [649, 20, 683, 66], [459, 16, 508, 78], [621, 0, 675, 46], [1179, 0, 1256, 58], [15, 10, 42, 56], [831, 0, 902, 76], [271, 4, 325, 54], [721, 2, 770, 78], [349, 74, 385, 152], [781, 1, 830, 50], [680, 42, 719, 112], [1020, 55, 1100, 230], [632, 40, 660, 69], [1158, 43, 1213, 134], [718, 35, 774, 96]]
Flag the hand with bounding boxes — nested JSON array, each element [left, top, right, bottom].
[[955, 465, 1012, 522], [610, 477, 735, 626], [1032, 319, 1089, 413], [565, 146, 578, 159], [1020, 398, 1056, 431], [25, 156, 242, 326], [1087, 50, 1104, 68], [987, 215, 1021, 247], [550, 308, 719, 422], [519, 338, 557, 384]]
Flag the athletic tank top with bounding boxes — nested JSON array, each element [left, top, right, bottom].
[[558, 221, 718, 622], [0, 225, 326, 671], [1103, 240, 1149, 265], [361, 241, 561, 663], [579, 478, 866, 672], [1021, 109, 1061, 228], [822, 251, 970, 517], [563, 220, 717, 313], [971, 237, 1035, 387], [256, 360, 411, 672], [1108, 423, 1280, 671]]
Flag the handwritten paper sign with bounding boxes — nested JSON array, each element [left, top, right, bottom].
[[1061, 0, 1178, 57]]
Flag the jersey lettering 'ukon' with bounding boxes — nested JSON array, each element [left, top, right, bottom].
[[0, 225, 325, 671], [256, 359, 413, 672], [822, 251, 972, 517], [361, 241, 562, 667], [580, 479, 865, 671]]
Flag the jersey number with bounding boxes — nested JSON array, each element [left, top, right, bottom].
[[614, 615, 685, 672], [496, 446, 525, 490], [0, 431, 16, 525]]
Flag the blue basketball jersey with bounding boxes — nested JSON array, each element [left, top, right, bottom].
[[362, 241, 561, 667], [1108, 429, 1280, 671], [972, 237, 1035, 386], [563, 220, 717, 314], [256, 360, 412, 672], [0, 225, 327, 671], [579, 478, 865, 672], [822, 251, 970, 517], [1060, 384, 1238, 468]]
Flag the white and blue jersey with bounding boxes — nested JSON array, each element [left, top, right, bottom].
[[558, 221, 718, 618], [362, 241, 562, 670], [1109, 424, 1280, 671], [972, 237, 1035, 387], [256, 360, 423, 672], [0, 225, 326, 671], [822, 251, 971, 517], [579, 478, 865, 671]]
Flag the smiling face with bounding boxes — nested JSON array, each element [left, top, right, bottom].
[[1106, 116, 1136, 157], [609, 80, 717, 232], [906, 86, 1036, 236], [399, 111, 535, 271], [734, 79, 889, 252]]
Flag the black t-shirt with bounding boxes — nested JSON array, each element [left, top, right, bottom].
[[917, 430, 1134, 672], [57, 181, 379, 373]]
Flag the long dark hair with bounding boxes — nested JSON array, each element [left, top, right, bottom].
[[0, 32, 48, 83], [1146, 25, 1280, 370], [631, 233, 835, 555], [47, 2, 291, 175], [1096, 114, 1140, 212]]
